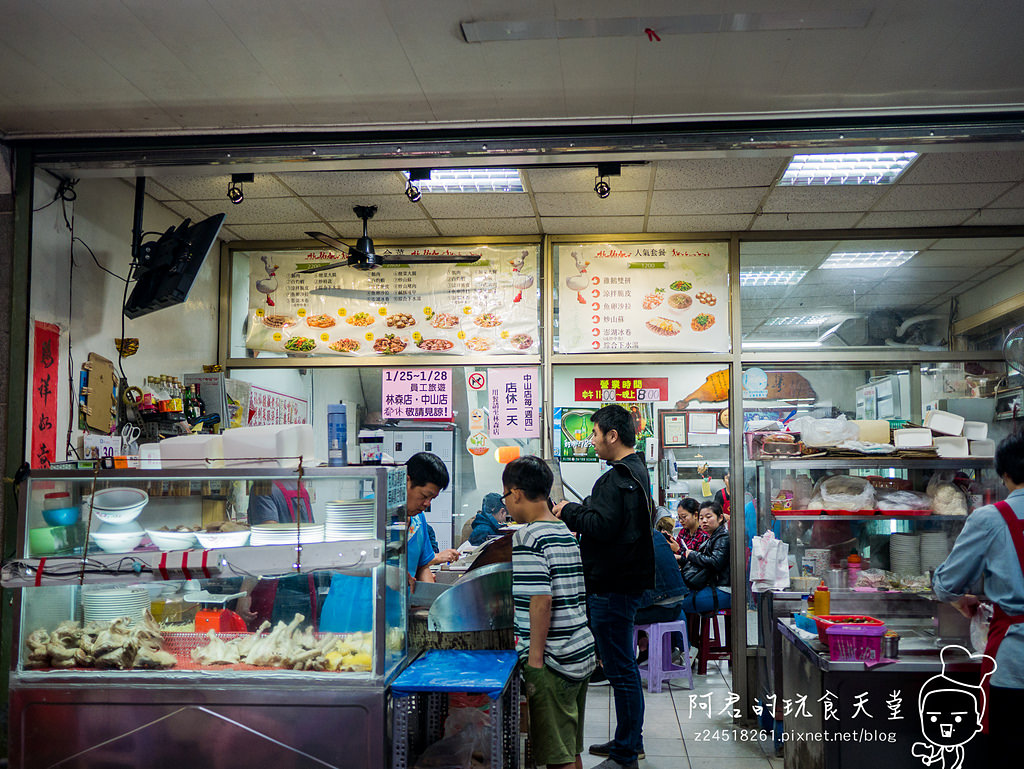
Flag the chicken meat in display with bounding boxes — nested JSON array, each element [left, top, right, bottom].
[[23, 612, 176, 670]]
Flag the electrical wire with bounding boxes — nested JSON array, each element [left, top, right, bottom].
[[32, 176, 77, 213]]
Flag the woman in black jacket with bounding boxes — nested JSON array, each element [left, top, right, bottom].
[[679, 501, 732, 614]]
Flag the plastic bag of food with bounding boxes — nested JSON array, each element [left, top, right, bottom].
[[926, 474, 969, 516], [414, 708, 490, 769], [854, 568, 889, 590], [793, 415, 860, 447], [814, 475, 876, 511], [876, 490, 932, 510]]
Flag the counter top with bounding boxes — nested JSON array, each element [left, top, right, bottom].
[[778, 619, 981, 674]]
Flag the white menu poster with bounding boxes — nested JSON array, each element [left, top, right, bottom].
[[244, 245, 539, 357], [556, 243, 729, 353]]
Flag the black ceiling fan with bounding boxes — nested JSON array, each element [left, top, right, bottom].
[[301, 205, 481, 272]]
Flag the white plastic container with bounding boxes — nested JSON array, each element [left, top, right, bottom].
[[894, 428, 933, 449], [923, 409, 966, 436], [933, 436, 970, 458], [852, 420, 891, 444], [221, 424, 315, 468], [159, 435, 224, 468], [969, 439, 996, 458], [962, 421, 989, 441]]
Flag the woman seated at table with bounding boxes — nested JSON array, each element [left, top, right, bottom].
[[679, 501, 731, 614]]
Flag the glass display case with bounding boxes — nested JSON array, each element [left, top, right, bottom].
[[7, 465, 409, 769]]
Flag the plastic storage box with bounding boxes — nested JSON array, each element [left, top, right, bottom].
[[826, 623, 887, 662], [812, 614, 884, 645]]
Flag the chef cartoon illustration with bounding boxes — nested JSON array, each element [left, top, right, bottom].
[[255, 254, 279, 306], [509, 249, 534, 304], [911, 645, 996, 769]]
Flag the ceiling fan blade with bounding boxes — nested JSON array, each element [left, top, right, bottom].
[[296, 261, 348, 274], [382, 254, 482, 265], [306, 231, 352, 252]]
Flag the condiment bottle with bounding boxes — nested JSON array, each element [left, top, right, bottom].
[[814, 581, 830, 617], [847, 553, 862, 589]]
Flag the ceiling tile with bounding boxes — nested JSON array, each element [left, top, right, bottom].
[[830, 238, 936, 252], [303, 195, 421, 223], [224, 223, 328, 242], [653, 158, 787, 190], [739, 241, 840, 256], [751, 213, 861, 230], [898, 151, 1024, 184], [646, 214, 752, 232], [876, 182, 1012, 211], [988, 182, 1024, 208], [649, 188, 765, 216], [525, 165, 653, 193], [930, 237, 1024, 250], [540, 217, 644, 234], [534, 191, 648, 217], [435, 218, 539, 237], [191, 197, 316, 225], [762, 186, 888, 214], [962, 208, 1024, 226], [273, 171, 405, 197], [354, 220, 439, 239], [420, 193, 535, 219], [160, 200, 218, 223], [909, 250, 1014, 268], [147, 173, 292, 200], [855, 210, 973, 228]]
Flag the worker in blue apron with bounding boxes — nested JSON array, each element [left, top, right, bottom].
[[319, 452, 450, 633]]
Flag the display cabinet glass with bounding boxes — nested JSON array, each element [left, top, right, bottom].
[[10, 466, 409, 683]]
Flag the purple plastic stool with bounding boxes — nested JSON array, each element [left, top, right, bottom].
[[633, 619, 694, 693]]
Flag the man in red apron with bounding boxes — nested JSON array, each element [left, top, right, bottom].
[[933, 432, 1024, 769]]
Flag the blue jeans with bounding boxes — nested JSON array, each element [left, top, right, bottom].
[[681, 587, 732, 615], [589, 592, 645, 763]]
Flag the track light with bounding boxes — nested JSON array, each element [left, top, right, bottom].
[[227, 173, 253, 205], [405, 180, 422, 203], [593, 162, 619, 199], [594, 176, 611, 199]]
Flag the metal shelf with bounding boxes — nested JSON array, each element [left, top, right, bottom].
[[757, 458, 992, 470], [772, 514, 961, 521]]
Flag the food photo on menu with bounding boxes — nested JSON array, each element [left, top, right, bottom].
[[243, 246, 540, 357]]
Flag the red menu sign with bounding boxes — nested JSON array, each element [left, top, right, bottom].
[[574, 377, 668, 403], [31, 322, 60, 468]]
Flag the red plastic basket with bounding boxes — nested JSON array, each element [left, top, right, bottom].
[[825, 623, 887, 662], [812, 615, 884, 645]]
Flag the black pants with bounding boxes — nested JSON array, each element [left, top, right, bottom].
[[989, 685, 1024, 769]]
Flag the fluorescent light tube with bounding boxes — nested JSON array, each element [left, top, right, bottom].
[[780, 152, 918, 186], [740, 269, 808, 287], [821, 251, 916, 269], [402, 169, 523, 193]]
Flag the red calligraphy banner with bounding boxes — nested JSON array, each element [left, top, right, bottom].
[[31, 321, 60, 468]]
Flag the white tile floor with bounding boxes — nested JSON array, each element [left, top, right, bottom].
[[580, 661, 780, 769]]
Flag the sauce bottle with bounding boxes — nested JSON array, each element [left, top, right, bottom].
[[814, 581, 830, 617]]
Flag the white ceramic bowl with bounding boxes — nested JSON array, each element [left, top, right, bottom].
[[91, 487, 148, 524], [97, 521, 143, 535], [195, 530, 250, 549], [90, 530, 145, 553], [145, 529, 199, 551]]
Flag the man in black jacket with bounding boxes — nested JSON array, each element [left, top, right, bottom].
[[554, 404, 655, 769]]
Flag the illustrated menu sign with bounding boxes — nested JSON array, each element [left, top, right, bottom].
[[244, 246, 539, 357], [555, 403, 654, 461], [381, 368, 452, 420], [488, 368, 539, 439], [574, 377, 668, 403], [557, 243, 729, 353], [247, 386, 308, 426]]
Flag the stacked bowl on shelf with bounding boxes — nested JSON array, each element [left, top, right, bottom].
[[324, 498, 376, 541], [81, 587, 150, 625], [250, 522, 325, 546], [920, 532, 952, 573], [890, 532, 921, 575], [87, 487, 149, 553]]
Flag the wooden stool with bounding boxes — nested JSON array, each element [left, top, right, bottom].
[[691, 608, 732, 675]]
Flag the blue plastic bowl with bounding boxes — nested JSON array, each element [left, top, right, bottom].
[[43, 506, 80, 527]]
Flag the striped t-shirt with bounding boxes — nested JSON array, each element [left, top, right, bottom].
[[512, 519, 596, 681]]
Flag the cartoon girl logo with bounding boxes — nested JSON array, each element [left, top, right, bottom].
[[911, 645, 996, 769]]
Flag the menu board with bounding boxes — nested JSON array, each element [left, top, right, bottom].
[[382, 368, 452, 420], [557, 243, 729, 353], [244, 245, 539, 357]]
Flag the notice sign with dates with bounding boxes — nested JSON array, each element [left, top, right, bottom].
[[382, 368, 452, 420], [243, 245, 539, 357], [556, 243, 728, 353]]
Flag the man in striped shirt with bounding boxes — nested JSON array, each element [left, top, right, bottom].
[[506, 456, 596, 769]]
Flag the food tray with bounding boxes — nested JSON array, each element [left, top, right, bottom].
[[825, 623, 886, 662], [777, 509, 933, 517], [876, 509, 933, 516], [812, 615, 884, 645], [774, 508, 820, 516]]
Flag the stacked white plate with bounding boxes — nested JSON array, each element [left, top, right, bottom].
[[250, 522, 325, 546], [890, 532, 921, 575], [324, 498, 376, 541], [81, 587, 150, 625], [920, 531, 951, 572]]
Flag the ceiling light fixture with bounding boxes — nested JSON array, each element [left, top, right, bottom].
[[764, 314, 833, 326], [226, 173, 253, 205], [821, 250, 917, 269], [739, 269, 808, 287], [594, 176, 611, 199], [743, 340, 823, 349], [779, 152, 918, 186], [594, 162, 620, 199], [402, 168, 523, 193], [405, 180, 422, 203]]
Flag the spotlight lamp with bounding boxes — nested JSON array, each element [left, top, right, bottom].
[[594, 176, 611, 199], [405, 180, 422, 203], [227, 173, 254, 205]]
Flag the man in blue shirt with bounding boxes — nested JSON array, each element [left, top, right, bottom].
[[933, 433, 1024, 767], [319, 452, 450, 631]]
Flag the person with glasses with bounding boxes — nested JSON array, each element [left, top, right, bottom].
[[553, 404, 655, 769]]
